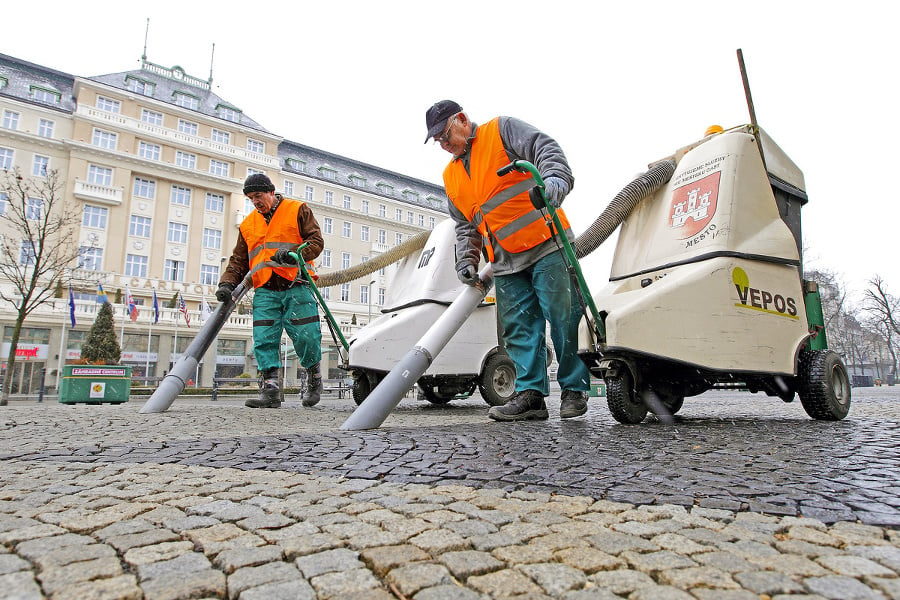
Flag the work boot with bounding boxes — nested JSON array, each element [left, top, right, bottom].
[[488, 390, 548, 422], [560, 389, 588, 418], [303, 363, 323, 407], [246, 368, 281, 408]]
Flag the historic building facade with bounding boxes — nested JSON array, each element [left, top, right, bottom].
[[0, 52, 447, 393]]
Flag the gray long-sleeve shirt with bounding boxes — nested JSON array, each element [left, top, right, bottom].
[[446, 116, 576, 276]]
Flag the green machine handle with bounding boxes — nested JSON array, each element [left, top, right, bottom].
[[289, 243, 349, 352]]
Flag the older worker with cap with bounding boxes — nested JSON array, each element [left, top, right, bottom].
[[425, 100, 591, 421], [217, 173, 325, 409]]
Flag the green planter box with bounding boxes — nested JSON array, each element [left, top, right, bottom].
[[58, 365, 132, 404], [588, 381, 606, 397]]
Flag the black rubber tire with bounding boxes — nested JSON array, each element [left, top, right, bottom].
[[351, 373, 375, 406], [606, 371, 647, 424], [798, 349, 851, 420], [662, 395, 685, 415], [418, 384, 454, 405], [479, 353, 516, 407]]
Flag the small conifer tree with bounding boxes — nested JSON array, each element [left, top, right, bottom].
[[81, 303, 121, 365]]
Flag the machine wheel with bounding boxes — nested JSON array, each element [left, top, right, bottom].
[[479, 353, 516, 407], [662, 395, 684, 414], [798, 349, 851, 420], [418, 384, 454, 405], [351, 371, 380, 406], [606, 370, 647, 424]]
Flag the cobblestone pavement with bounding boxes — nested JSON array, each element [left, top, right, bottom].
[[1, 387, 899, 599]]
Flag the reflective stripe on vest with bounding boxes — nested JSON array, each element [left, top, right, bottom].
[[444, 118, 571, 261], [240, 199, 316, 288]]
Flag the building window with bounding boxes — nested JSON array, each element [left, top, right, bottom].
[[0, 147, 13, 169], [167, 222, 188, 243], [377, 229, 386, 244], [322, 287, 330, 301], [403, 190, 419, 202], [361, 199, 369, 214], [378, 204, 386, 218], [200, 264, 219, 285], [32, 155, 49, 177], [78, 246, 103, 271], [126, 77, 155, 96], [360, 225, 369, 242], [2, 110, 19, 130], [218, 106, 241, 122], [209, 159, 229, 177], [206, 193, 224, 212], [177, 119, 198, 136], [395, 232, 403, 245], [211, 129, 230, 144], [141, 109, 163, 125], [325, 191, 333, 205], [322, 217, 333, 235], [82, 205, 108, 229], [92, 129, 117, 149], [349, 175, 365, 188], [19, 241, 36, 266], [174, 93, 199, 110], [246, 167, 263, 178], [170, 185, 191, 206], [340, 283, 350, 302], [175, 151, 196, 169], [321, 249, 332, 268], [133, 177, 156, 199], [38, 119, 54, 138], [378, 288, 385, 305], [407, 211, 414, 224], [429, 216, 436, 229], [125, 254, 149, 277], [342, 222, 351, 238], [305, 186, 314, 201], [30, 87, 60, 103], [418, 214, 425, 227], [87, 165, 112, 185], [360, 285, 370, 305], [341, 252, 351, 269], [26, 197, 42, 221], [138, 141, 161, 161], [164, 259, 185, 281], [319, 167, 337, 181], [247, 139, 264, 153], [202, 228, 222, 250], [343, 195, 352, 209], [0, 192, 7, 215], [96, 96, 121, 113], [395, 208, 402, 221], [283, 181, 294, 197], [377, 183, 393, 196], [129, 215, 151, 237], [287, 158, 305, 173]]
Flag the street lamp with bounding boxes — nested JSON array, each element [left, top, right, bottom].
[[368, 280, 375, 322]]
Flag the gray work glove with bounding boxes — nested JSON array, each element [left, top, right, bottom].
[[541, 176, 569, 209], [215, 282, 235, 303], [272, 248, 298, 265], [457, 264, 479, 286]]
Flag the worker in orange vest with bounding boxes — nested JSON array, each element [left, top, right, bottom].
[[425, 100, 591, 421]]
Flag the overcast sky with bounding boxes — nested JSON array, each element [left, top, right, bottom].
[[4, 1, 895, 305]]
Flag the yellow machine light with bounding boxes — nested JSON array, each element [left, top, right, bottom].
[[705, 124, 724, 136]]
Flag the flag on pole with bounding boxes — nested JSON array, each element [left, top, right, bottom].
[[68, 286, 76, 327], [200, 295, 213, 322], [152, 289, 160, 325], [97, 283, 109, 304], [126, 288, 138, 322], [178, 293, 191, 327]]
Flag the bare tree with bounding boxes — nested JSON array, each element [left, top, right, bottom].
[[0, 168, 81, 405], [862, 276, 900, 381]]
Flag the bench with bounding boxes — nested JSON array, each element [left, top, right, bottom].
[[323, 378, 352, 399]]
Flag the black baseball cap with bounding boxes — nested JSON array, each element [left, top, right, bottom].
[[424, 100, 462, 143]]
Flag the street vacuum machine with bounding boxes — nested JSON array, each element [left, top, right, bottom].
[[575, 122, 851, 423]]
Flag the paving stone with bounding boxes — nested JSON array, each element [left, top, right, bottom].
[[309, 566, 384, 598], [554, 547, 624, 574], [37, 556, 123, 595], [136, 551, 212, 582], [492, 543, 555, 564], [386, 562, 454, 597], [33, 543, 117, 570], [733, 570, 808, 595], [140, 568, 226, 600], [213, 544, 283, 574], [14, 533, 95, 559], [847, 544, 900, 571], [467, 567, 543, 597], [104, 528, 182, 553], [438, 550, 504, 579], [227, 561, 302, 600], [518, 562, 587, 596], [255, 520, 319, 542], [589, 568, 656, 594], [0, 522, 67, 544], [295, 547, 362, 578], [0, 571, 43, 600], [187, 499, 266, 522], [278, 532, 345, 560], [657, 565, 740, 589], [49, 574, 141, 600], [237, 578, 316, 600], [627, 585, 696, 600], [361, 544, 430, 576], [804, 575, 889, 600], [748, 553, 831, 576], [123, 541, 196, 566], [776, 539, 844, 558], [691, 550, 756, 573], [816, 554, 896, 577], [409, 528, 470, 554], [412, 583, 485, 600], [621, 549, 697, 573], [689, 590, 760, 600], [586, 529, 659, 554], [0, 553, 30, 575]]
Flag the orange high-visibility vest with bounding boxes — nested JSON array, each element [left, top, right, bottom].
[[240, 199, 316, 288], [444, 118, 571, 262]]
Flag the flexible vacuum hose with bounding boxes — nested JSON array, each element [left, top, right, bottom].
[[315, 230, 430, 288], [572, 159, 676, 259]]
